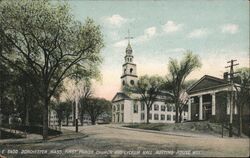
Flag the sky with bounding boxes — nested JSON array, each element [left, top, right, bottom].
[[62, 0, 249, 100]]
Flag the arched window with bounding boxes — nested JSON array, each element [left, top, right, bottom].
[[122, 80, 125, 85], [124, 68, 126, 74], [130, 80, 134, 85], [130, 68, 133, 74]]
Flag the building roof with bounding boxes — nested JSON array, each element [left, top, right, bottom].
[[111, 92, 131, 102], [112, 90, 173, 103], [187, 75, 229, 94]]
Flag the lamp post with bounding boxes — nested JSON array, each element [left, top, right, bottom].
[[74, 82, 81, 133], [75, 97, 79, 133]]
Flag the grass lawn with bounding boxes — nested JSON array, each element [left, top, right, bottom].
[[1, 124, 62, 136], [124, 121, 240, 137], [0, 130, 24, 139]]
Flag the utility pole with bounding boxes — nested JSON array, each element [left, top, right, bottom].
[[225, 59, 239, 137]]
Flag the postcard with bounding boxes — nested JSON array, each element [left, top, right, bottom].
[[0, 0, 249, 157]]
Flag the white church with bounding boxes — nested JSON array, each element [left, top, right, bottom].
[[111, 40, 188, 123]]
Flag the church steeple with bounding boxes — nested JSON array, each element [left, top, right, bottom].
[[125, 42, 134, 63], [124, 30, 134, 63], [121, 30, 138, 89]]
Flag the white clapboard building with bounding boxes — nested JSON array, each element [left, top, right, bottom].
[[111, 41, 188, 123]]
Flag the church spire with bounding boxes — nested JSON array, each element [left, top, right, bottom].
[[124, 30, 134, 63], [121, 30, 138, 88]]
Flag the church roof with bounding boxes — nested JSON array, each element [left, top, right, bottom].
[[187, 75, 229, 94], [112, 92, 131, 102], [112, 90, 172, 103]]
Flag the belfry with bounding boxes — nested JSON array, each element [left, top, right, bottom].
[[121, 31, 138, 88]]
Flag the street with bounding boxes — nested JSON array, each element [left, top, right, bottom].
[[0, 124, 249, 157], [67, 125, 249, 157]]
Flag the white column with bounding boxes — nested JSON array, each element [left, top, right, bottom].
[[227, 94, 230, 115], [199, 95, 203, 120], [234, 92, 238, 114], [188, 98, 191, 120], [212, 93, 216, 115]]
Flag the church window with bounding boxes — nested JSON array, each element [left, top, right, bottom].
[[122, 80, 125, 85], [130, 68, 133, 74], [113, 106, 116, 112], [121, 104, 124, 111], [130, 80, 134, 85], [141, 113, 145, 120], [161, 114, 165, 120], [154, 104, 159, 111], [124, 68, 126, 74], [133, 104, 138, 113], [161, 105, 165, 111], [117, 104, 120, 111], [154, 114, 159, 120], [141, 103, 145, 111], [167, 115, 171, 120]]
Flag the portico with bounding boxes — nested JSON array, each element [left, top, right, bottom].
[[187, 75, 238, 122]]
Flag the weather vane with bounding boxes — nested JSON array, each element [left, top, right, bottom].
[[125, 29, 133, 44]]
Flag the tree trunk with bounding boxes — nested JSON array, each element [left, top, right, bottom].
[[91, 117, 95, 125], [175, 102, 179, 123], [179, 109, 182, 123], [146, 106, 150, 124], [25, 104, 29, 126], [42, 97, 49, 140], [72, 102, 75, 126], [66, 116, 69, 126]]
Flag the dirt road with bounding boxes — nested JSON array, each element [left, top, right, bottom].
[[63, 124, 249, 157]]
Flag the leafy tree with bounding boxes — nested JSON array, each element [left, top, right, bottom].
[[0, 0, 103, 139], [164, 51, 201, 123], [81, 98, 111, 125], [78, 80, 93, 125], [234, 67, 250, 136], [52, 100, 72, 127], [124, 75, 164, 124]]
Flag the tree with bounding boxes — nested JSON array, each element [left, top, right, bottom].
[[0, 0, 103, 139], [81, 98, 111, 125], [234, 67, 250, 136], [124, 75, 164, 124], [165, 51, 201, 123], [52, 100, 72, 127], [78, 80, 93, 125]]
